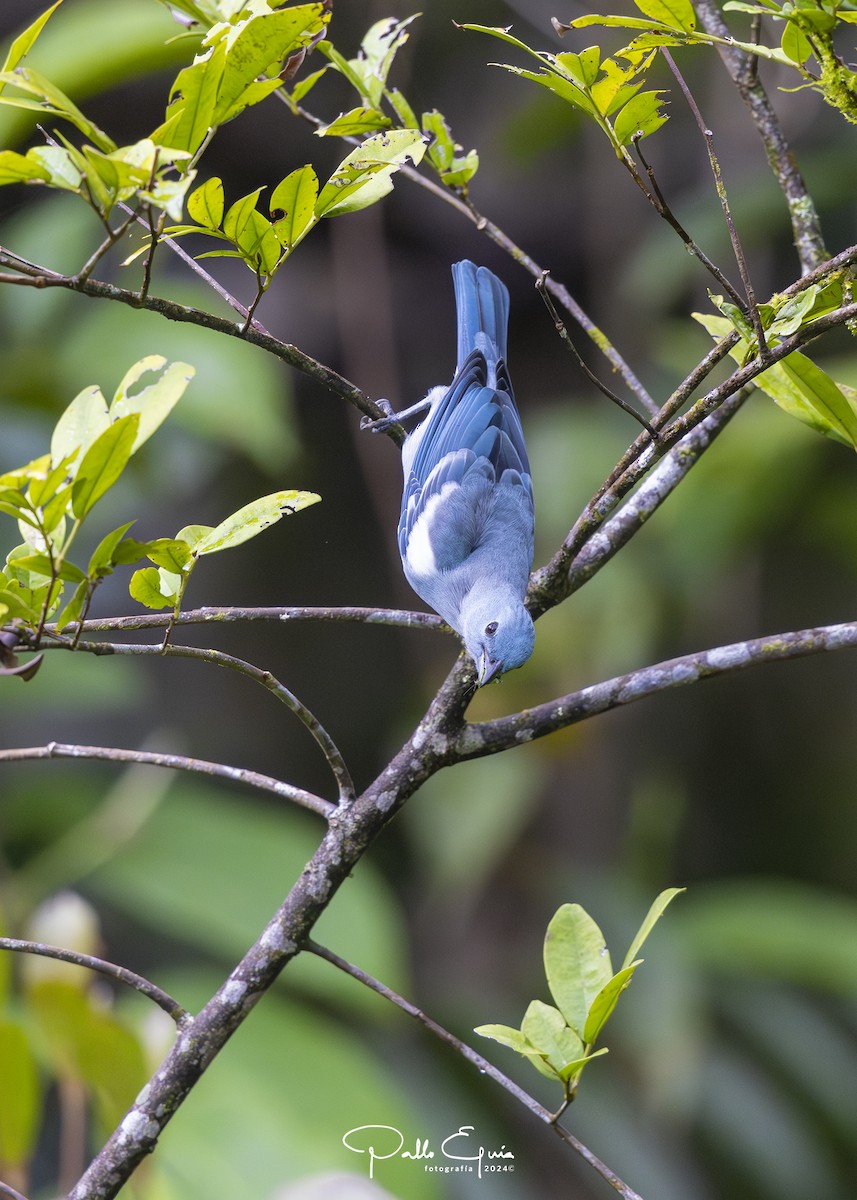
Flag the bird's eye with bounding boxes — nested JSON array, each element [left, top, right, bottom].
[[485, 621, 498, 637]]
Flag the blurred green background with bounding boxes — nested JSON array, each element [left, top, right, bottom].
[[1, 1, 856, 1198]]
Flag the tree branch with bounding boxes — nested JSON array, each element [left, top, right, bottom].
[[458, 619, 857, 758], [532, 297, 857, 607], [0, 937, 190, 1027], [306, 940, 645, 1200], [49, 605, 446, 636], [693, 0, 829, 273], [64, 711, 456, 1200], [0, 742, 333, 819], [0, 254, 395, 438]]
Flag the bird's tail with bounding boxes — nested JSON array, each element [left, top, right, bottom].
[[453, 260, 509, 368]]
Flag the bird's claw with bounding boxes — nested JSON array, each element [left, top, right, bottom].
[[360, 399, 397, 432]]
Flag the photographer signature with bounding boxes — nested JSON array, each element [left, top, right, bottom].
[[342, 1124, 515, 1180]]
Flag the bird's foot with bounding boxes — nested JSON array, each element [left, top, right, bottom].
[[360, 399, 398, 432]]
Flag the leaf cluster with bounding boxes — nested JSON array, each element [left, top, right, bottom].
[[552, 0, 857, 123], [293, 17, 480, 192], [697, 280, 857, 450], [0, 357, 319, 649], [476, 889, 683, 1104], [166, 128, 426, 285], [461, 23, 670, 160]]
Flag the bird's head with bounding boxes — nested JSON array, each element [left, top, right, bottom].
[[460, 594, 535, 686]]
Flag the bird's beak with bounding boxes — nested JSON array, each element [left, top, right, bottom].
[[478, 652, 503, 686]]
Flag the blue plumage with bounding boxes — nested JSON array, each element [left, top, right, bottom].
[[397, 261, 535, 684]]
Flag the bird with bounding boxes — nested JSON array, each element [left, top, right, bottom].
[[374, 260, 535, 685]]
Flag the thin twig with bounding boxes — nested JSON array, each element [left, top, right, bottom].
[[536, 270, 659, 439], [0, 936, 190, 1026], [280, 91, 658, 416], [661, 50, 768, 358], [306, 940, 645, 1200], [630, 134, 745, 308], [35, 639, 356, 804], [0, 742, 333, 819], [532, 297, 857, 605], [0, 1181, 30, 1200]]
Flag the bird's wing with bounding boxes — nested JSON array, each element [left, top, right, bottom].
[[408, 350, 529, 485], [398, 352, 532, 566]]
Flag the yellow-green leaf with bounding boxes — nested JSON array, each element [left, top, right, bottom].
[[544, 903, 613, 1038], [71, 414, 140, 519], [634, 0, 696, 31], [187, 176, 225, 229], [195, 490, 320, 555], [270, 165, 318, 250]]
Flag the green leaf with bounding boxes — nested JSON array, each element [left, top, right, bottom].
[[315, 129, 426, 217], [0, 148, 52, 185], [316, 106, 391, 136], [768, 285, 819, 338], [544, 903, 613, 1038], [289, 65, 327, 103], [621, 886, 686, 969], [50, 385, 110, 466], [760, 355, 857, 449], [55, 578, 90, 631], [495, 63, 596, 117], [211, 5, 330, 125], [110, 357, 196, 451], [590, 53, 650, 117], [583, 963, 640, 1043], [27, 453, 74, 508], [0, 67, 114, 152], [557, 1046, 609, 1084], [556, 47, 603, 87], [195, 490, 320, 556], [521, 1000, 585, 1074], [175, 524, 214, 551], [71, 414, 140, 519], [129, 566, 178, 610], [612, 89, 669, 146], [141, 538, 194, 574], [387, 87, 418, 129], [0, 1021, 40, 1167], [160, 41, 226, 156], [13, 553, 86, 584], [473, 1021, 560, 1080], [270, 165, 318, 250], [27, 144, 82, 191], [187, 176, 225, 229], [223, 186, 265, 245], [633, 0, 697, 31], [87, 521, 136, 579], [422, 109, 458, 171], [780, 20, 813, 65], [0, 585, 39, 622], [473, 1022, 534, 1054], [1, 0, 63, 80], [28, 981, 146, 1131], [694, 310, 857, 448]]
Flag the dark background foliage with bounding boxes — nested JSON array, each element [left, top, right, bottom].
[[1, 2, 856, 1198]]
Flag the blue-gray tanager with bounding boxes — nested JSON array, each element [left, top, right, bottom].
[[385, 260, 535, 684]]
